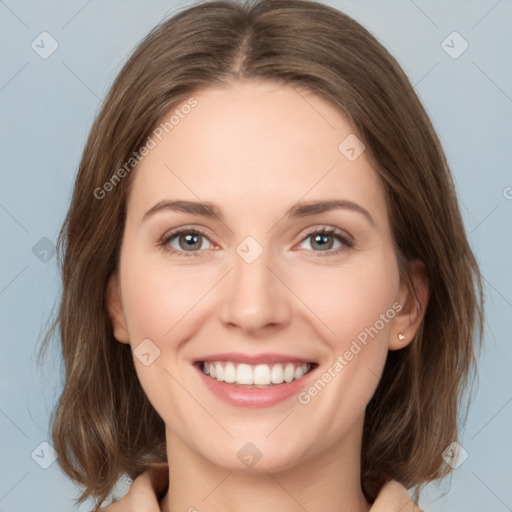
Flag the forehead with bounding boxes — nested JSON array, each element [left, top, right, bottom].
[[128, 80, 387, 223]]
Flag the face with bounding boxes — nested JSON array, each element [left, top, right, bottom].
[[108, 80, 424, 473]]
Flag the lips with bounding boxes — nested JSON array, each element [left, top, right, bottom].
[[193, 353, 319, 407]]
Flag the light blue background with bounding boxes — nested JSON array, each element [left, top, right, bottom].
[[1, 1, 511, 511]]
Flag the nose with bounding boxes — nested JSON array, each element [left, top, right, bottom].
[[218, 249, 292, 335]]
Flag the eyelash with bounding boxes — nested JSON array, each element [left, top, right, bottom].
[[160, 225, 354, 258]]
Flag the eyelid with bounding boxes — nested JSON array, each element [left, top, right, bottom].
[[297, 224, 354, 244], [161, 224, 215, 243]]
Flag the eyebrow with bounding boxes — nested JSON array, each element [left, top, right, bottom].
[[143, 199, 375, 227]]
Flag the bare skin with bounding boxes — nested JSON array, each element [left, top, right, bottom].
[[107, 80, 429, 512]]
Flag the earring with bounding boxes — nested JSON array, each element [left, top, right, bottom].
[[398, 332, 405, 341]]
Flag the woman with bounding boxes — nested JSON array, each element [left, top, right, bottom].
[[40, 0, 483, 510]]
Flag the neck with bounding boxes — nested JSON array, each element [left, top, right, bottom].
[[160, 414, 371, 512]]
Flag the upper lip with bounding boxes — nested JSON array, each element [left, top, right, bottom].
[[194, 352, 317, 365]]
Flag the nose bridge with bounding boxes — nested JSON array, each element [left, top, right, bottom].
[[218, 239, 291, 331]]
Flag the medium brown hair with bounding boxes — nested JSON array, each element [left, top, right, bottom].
[[39, 0, 484, 508]]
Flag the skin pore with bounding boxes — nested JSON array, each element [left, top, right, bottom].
[[106, 80, 428, 512]]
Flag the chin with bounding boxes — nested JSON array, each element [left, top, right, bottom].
[[191, 433, 315, 474]]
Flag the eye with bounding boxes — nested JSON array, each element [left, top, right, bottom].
[[297, 227, 354, 256], [160, 225, 354, 258], [161, 227, 214, 257]]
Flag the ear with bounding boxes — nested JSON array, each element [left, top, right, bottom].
[[105, 273, 130, 344], [389, 259, 429, 350]]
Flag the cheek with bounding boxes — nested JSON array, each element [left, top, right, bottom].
[[117, 250, 207, 421], [291, 257, 399, 437], [119, 251, 216, 344], [292, 251, 400, 350]]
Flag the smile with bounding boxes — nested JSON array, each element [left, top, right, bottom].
[[193, 354, 319, 407], [200, 361, 314, 387]]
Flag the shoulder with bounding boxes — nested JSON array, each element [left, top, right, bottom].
[[101, 463, 168, 512]]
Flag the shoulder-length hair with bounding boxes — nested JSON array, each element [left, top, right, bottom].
[[39, 0, 484, 508]]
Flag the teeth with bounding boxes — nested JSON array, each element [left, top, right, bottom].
[[284, 363, 295, 383], [224, 362, 236, 383], [201, 361, 312, 386], [215, 363, 224, 381], [271, 364, 284, 384], [237, 364, 253, 385], [254, 364, 271, 385]]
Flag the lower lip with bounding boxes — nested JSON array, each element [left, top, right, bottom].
[[195, 363, 317, 408]]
